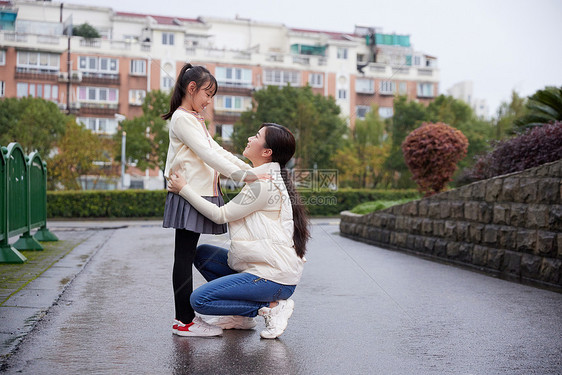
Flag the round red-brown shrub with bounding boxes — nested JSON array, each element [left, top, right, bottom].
[[402, 122, 468, 196]]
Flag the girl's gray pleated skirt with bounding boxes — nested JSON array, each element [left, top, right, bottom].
[[163, 192, 227, 234]]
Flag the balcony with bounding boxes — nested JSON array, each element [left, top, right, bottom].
[[216, 83, 253, 95], [81, 72, 120, 85], [417, 68, 433, 76], [213, 112, 242, 124], [266, 53, 284, 63], [391, 66, 410, 75], [15, 68, 58, 82], [78, 103, 119, 116], [79, 39, 101, 48]]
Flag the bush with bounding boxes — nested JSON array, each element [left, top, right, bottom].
[[467, 121, 562, 180], [47, 190, 167, 218], [350, 198, 417, 215], [72, 23, 100, 39], [47, 189, 419, 218], [402, 122, 468, 196]]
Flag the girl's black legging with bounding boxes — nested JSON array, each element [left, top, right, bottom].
[[173, 229, 201, 323]]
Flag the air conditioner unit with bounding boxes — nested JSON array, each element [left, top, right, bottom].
[[71, 71, 82, 82], [57, 72, 68, 82]]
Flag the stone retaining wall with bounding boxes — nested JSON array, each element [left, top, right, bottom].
[[340, 160, 562, 290]]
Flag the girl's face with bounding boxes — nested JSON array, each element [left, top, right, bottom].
[[243, 127, 271, 163], [186, 80, 215, 113]]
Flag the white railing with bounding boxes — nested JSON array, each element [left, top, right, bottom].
[[417, 68, 433, 76], [79, 38, 101, 48], [392, 66, 410, 75], [37, 35, 61, 45], [3, 32, 28, 42]]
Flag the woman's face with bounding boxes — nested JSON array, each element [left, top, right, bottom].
[[243, 127, 270, 162]]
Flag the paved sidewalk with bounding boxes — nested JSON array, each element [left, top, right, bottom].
[[1, 219, 561, 374]]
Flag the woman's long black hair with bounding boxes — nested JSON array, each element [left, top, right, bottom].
[[161, 64, 218, 120], [261, 123, 310, 258]]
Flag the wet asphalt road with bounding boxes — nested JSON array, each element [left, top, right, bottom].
[[1, 220, 561, 374]]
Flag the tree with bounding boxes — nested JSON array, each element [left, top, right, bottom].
[[232, 85, 347, 169], [514, 86, 562, 131], [425, 95, 494, 171], [495, 90, 527, 139], [384, 95, 426, 188], [49, 120, 110, 190], [113, 90, 170, 182], [332, 105, 391, 188], [0, 97, 67, 157], [402, 122, 468, 196], [426, 94, 473, 126], [72, 23, 100, 39]]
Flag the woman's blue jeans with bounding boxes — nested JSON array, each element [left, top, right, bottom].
[[191, 244, 296, 317]]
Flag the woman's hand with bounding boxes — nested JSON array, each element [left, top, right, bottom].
[[167, 173, 187, 194]]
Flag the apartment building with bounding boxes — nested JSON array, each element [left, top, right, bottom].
[[0, 0, 439, 188], [447, 80, 490, 119]]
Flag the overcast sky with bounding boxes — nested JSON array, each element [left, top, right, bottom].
[[64, 0, 562, 116]]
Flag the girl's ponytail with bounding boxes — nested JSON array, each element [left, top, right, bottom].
[[162, 63, 192, 120]]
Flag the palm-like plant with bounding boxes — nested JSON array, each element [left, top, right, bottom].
[[514, 86, 562, 131]]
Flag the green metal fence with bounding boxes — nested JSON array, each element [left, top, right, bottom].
[[0, 143, 58, 263]]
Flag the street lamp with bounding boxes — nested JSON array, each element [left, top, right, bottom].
[[115, 114, 127, 190]]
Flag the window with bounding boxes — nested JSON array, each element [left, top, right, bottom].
[[215, 67, 252, 88], [399, 82, 407, 95], [417, 83, 434, 98], [215, 95, 251, 112], [337, 48, 348, 59], [130, 60, 146, 76], [129, 89, 146, 106], [162, 32, 175, 45], [16, 82, 58, 101], [308, 73, 323, 88], [263, 70, 300, 86], [162, 76, 174, 91], [77, 117, 118, 135], [356, 78, 374, 94], [17, 51, 59, 71], [414, 56, 421, 66], [338, 89, 347, 99], [0, 50, 5, 66], [378, 107, 394, 118], [0, 81, 5, 97], [380, 81, 396, 95], [356, 105, 371, 119], [217, 124, 234, 141], [79, 56, 118, 74], [17, 83, 28, 97], [78, 86, 119, 103]]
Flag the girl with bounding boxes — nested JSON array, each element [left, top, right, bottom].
[[168, 123, 310, 339], [162, 64, 252, 337]]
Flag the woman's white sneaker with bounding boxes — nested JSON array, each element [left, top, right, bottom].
[[258, 299, 295, 339], [205, 316, 257, 330], [173, 316, 223, 337]]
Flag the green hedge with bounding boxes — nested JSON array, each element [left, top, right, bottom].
[[350, 198, 417, 215], [47, 189, 419, 218], [47, 190, 167, 218]]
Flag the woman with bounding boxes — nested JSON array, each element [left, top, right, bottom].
[[168, 123, 310, 339]]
